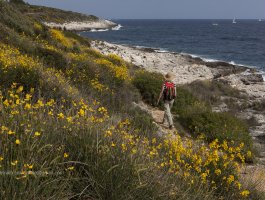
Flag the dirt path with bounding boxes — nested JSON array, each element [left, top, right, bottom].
[[132, 101, 186, 138]]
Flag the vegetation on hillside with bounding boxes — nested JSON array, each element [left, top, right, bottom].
[[10, 0, 99, 23], [0, 1, 263, 199], [132, 71, 253, 159]]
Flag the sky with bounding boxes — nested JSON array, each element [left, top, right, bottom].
[[24, 0, 265, 19]]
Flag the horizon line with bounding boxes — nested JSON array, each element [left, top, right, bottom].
[[109, 18, 264, 20]]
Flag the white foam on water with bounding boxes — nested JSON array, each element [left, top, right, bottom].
[[180, 53, 199, 58], [181, 53, 220, 62], [135, 45, 147, 49], [154, 49, 169, 53], [112, 24, 123, 31], [90, 29, 109, 32], [202, 57, 220, 62]]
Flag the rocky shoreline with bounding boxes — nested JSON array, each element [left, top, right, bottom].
[[43, 19, 117, 31], [91, 40, 265, 164]]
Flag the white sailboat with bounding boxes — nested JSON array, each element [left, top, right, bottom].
[[258, 19, 262, 22], [232, 18, 237, 24]]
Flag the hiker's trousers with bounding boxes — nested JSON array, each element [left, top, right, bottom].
[[164, 99, 174, 126]]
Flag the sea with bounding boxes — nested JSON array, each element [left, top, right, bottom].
[[80, 19, 265, 76]]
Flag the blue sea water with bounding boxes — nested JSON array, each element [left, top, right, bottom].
[[80, 19, 265, 73]]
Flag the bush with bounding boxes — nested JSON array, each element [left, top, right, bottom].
[[184, 80, 244, 105], [36, 47, 68, 70], [132, 70, 164, 106], [181, 109, 252, 152], [0, 65, 40, 91], [172, 86, 199, 114]]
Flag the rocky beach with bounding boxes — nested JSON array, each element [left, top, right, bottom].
[[91, 40, 265, 164], [43, 19, 118, 31]]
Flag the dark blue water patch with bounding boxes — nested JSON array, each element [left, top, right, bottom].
[[80, 19, 265, 72]]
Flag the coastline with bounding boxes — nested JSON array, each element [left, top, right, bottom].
[[43, 19, 118, 31], [91, 40, 265, 163], [91, 40, 265, 98]]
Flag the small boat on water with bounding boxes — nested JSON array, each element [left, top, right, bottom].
[[232, 18, 237, 24], [212, 23, 218, 26], [258, 19, 262, 22]]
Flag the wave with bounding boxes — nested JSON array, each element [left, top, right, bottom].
[[90, 29, 109, 32], [180, 53, 220, 63], [112, 24, 123, 31], [135, 45, 148, 49], [180, 53, 265, 80], [154, 49, 169, 53], [181, 53, 247, 66]]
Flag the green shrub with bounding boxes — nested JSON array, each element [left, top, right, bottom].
[[181, 109, 252, 151], [172, 86, 199, 114], [36, 47, 68, 70], [0, 65, 40, 91], [132, 70, 164, 106], [184, 80, 243, 104], [128, 107, 157, 138]]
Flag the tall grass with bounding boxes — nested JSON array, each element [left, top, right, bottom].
[[0, 85, 255, 199]]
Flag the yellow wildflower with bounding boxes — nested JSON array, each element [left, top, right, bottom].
[[67, 166, 74, 171], [227, 175, 234, 184], [214, 169, 221, 176], [24, 103, 31, 110], [78, 108, 85, 117], [34, 132, 41, 137], [16, 86, 23, 93], [11, 160, 18, 166], [240, 190, 250, 197], [8, 130, 15, 135], [3, 99, 9, 107], [66, 117, 73, 123], [57, 113, 65, 119]]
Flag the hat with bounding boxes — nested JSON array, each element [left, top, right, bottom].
[[164, 72, 175, 81]]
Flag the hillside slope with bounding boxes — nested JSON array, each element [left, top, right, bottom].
[[10, 0, 117, 30], [0, 1, 263, 199]]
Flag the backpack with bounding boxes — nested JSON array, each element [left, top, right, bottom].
[[163, 81, 176, 101]]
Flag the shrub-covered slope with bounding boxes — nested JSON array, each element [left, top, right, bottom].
[[0, 1, 263, 199], [10, 0, 99, 23]]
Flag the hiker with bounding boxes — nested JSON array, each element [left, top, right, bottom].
[[157, 72, 176, 130]]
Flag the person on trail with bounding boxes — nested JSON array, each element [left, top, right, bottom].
[[157, 72, 176, 130]]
